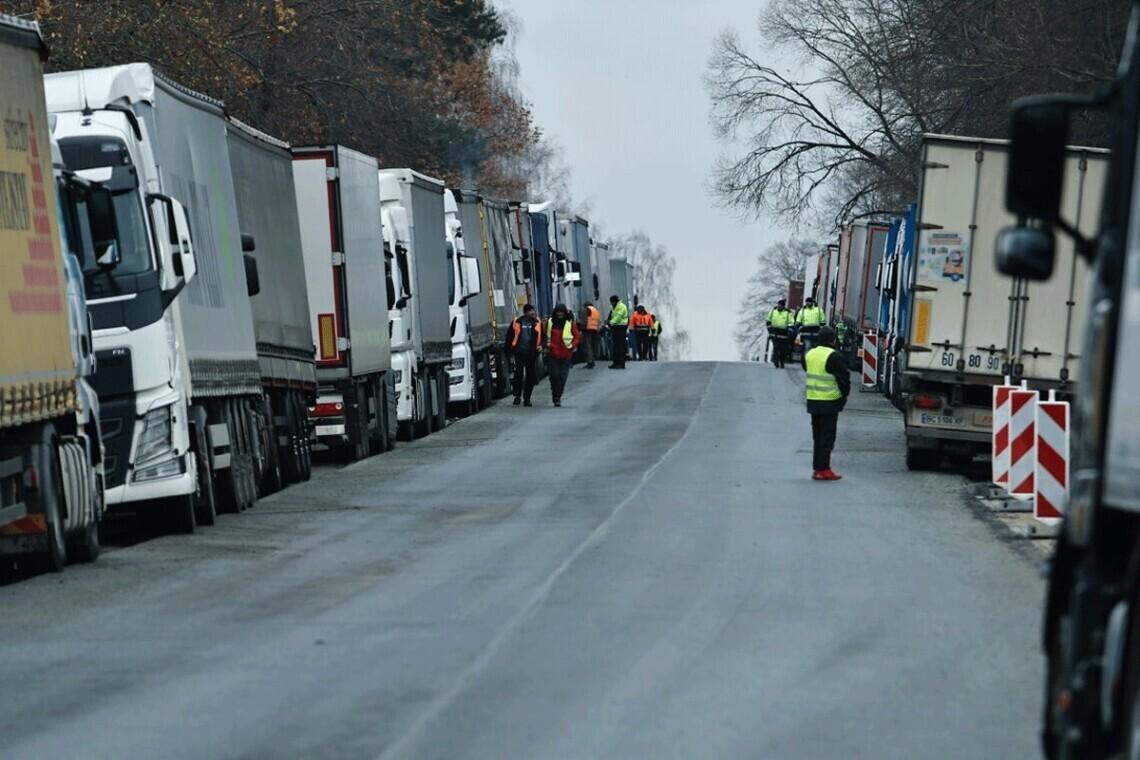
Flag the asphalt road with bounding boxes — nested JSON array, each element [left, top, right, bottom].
[[0, 361, 1044, 759]]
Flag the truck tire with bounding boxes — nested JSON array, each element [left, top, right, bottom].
[[281, 394, 305, 483], [258, 397, 282, 496], [480, 356, 494, 408], [295, 394, 313, 481], [193, 419, 217, 526], [38, 439, 67, 573], [414, 374, 431, 438], [216, 402, 243, 514], [906, 445, 941, 472], [434, 370, 448, 431], [68, 520, 100, 564], [163, 494, 196, 535], [371, 381, 390, 455]]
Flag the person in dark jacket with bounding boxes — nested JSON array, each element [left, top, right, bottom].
[[505, 304, 541, 406], [802, 326, 850, 480], [544, 303, 581, 407]]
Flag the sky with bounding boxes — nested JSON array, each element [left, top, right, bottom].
[[502, 0, 781, 361]]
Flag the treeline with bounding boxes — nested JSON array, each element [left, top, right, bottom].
[[707, 0, 1130, 227], [2, 0, 549, 199]]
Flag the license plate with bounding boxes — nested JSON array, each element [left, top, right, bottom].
[[920, 413, 965, 427], [315, 424, 346, 437]]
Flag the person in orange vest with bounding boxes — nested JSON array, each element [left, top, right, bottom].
[[631, 305, 653, 360], [544, 303, 581, 407], [582, 302, 602, 369], [505, 304, 541, 406]]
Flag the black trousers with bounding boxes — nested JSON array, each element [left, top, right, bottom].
[[649, 336, 659, 361], [512, 352, 537, 400], [547, 357, 571, 401], [634, 330, 650, 360], [770, 329, 789, 366], [811, 413, 838, 471], [610, 326, 628, 366], [584, 330, 599, 365]]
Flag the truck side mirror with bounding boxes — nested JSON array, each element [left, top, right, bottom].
[[462, 256, 481, 298], [244, 253, 261, 296], [997, 226, 1056, 281], [87, 186, 122, 269], [1006, 97, 1069, 223], [168, 199, 197, 284], [241, 233, 256, 253]]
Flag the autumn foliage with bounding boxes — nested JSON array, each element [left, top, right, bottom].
[[3, 0, 543, 198]]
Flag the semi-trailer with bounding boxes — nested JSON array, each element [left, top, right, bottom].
[[379, 168, 451, 438], [559, 214, 589, 319], [898, 133, 1106, 470], [1, 15, 105, 568], [444, 189, 492, 415], [525, 204, 556, 317], [877, 203, 917, 406], [292, 145, 394, 459], [47, 63, 264, 530], [787, 279, 805, 311], [226, 119, 316, 485]]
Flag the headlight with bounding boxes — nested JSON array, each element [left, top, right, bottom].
[[133, 457, 185, 482], [135, 406, 172, 465], [447, 357, 466, 370], [449, 374, 463, 385]]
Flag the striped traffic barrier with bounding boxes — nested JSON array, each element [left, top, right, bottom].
[[1035, 393, 1069, 525], [992, 379, 1016, 487], [1009, 388, 1039, 499], [861, 331, 878, 390]]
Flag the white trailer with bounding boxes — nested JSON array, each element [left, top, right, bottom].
[[899, 133, 1106, 469]]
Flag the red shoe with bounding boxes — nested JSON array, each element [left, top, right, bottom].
[[822, 469, 843, 481], [812, 471, 827, 480]]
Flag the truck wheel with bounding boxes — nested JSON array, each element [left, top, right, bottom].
[[481, 357, 494, 408], [296, 394, 312, 481], [414, 375, 431, 438], [371, 382, 390, 454], [39, 443, 67, 573], [216, 403, 242, 514], [434, 370, 448, 431], [164, 494, 196, 535], [259, 400, 282, 496], [281, 394, 305, 483], [906, 446, 940, 472], [193, 421, 217, 526], [68, 520, 100, 564]]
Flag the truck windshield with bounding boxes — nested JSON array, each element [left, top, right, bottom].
[[58, 137, 153, 276]]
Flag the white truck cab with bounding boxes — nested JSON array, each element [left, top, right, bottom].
[[381, 204, 424, 434], [443, 191, 483, 413]]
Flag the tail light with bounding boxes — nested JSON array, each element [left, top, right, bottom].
[[912, 393, 942, 410]]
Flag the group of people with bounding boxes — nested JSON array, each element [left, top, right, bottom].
[[505, 295, 660, 407], [764, 297, 827, 368]]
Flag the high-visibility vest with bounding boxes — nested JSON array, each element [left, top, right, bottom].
[[805, 346, 842, 401], [510, 317, 541, 350], [609, 301, 629, 326], [797, 305, 825, 327], [651, 319, 662, 336], [632, 312, 652, 330], [767, 308, 793, 329], [585, 305, 601, 331], [546, 318, 575, 349]]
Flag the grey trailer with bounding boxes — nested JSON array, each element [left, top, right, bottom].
[[293, 145, 394, 461], [450, 190, 495, 352], [226, 118, 317, 488]]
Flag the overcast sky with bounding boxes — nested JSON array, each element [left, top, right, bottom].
[[503, 0, 780, 361]]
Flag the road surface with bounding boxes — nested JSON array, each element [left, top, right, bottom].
[[0, 362, 1044, 759]]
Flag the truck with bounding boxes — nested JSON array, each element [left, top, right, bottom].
[[1, 15, 104, 569], [444, 189, 493, 415], [226, 119, 315, 483], [524, 204, 556, 317], [897, 133, 1106, 470], [291, 145, 394, 459], [812, 244, 837, 318], [831, 219, 890, 363], [876, 203, 917, 405], [996, 3, 1140, 755], [47, 63, 264, 530], [559, 214, 589, 320], [379, 168, 450, 438], [787, 279, 805, 311]]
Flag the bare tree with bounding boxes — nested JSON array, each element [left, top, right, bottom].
[[707, 0, 1128, 229], [735, 239, 818, 361], [610, 230, 690, 360]]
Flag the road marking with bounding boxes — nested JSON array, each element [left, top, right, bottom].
[[374, 366, 717, 760]]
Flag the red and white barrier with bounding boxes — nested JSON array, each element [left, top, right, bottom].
[[861, 331, 878, 389], [1009, 389, 1039, 499], [992, 383, 1015, 487], [1035, 395, 1070, 525]]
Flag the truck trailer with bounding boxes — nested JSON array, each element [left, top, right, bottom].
[[226, 119, 316, 485], [292, 146, 394, 459], [47, 63, 264, 530], [899, 133, 1106, 470], [379, 168, 451, 438], [1, 15, 105, 568]]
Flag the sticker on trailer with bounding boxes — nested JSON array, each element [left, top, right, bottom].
[[917, 232, 970, 283], [493, 289, 506, 308]]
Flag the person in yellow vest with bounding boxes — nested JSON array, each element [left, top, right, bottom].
[[796, 296, 826, 353], [648, 314, 662, 361], [802, 326, 850, 480], [607, 295, 629, 369], [766, 298, 794, 368], [544, 303, 581, 407], [583, 302, 602, 369]]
